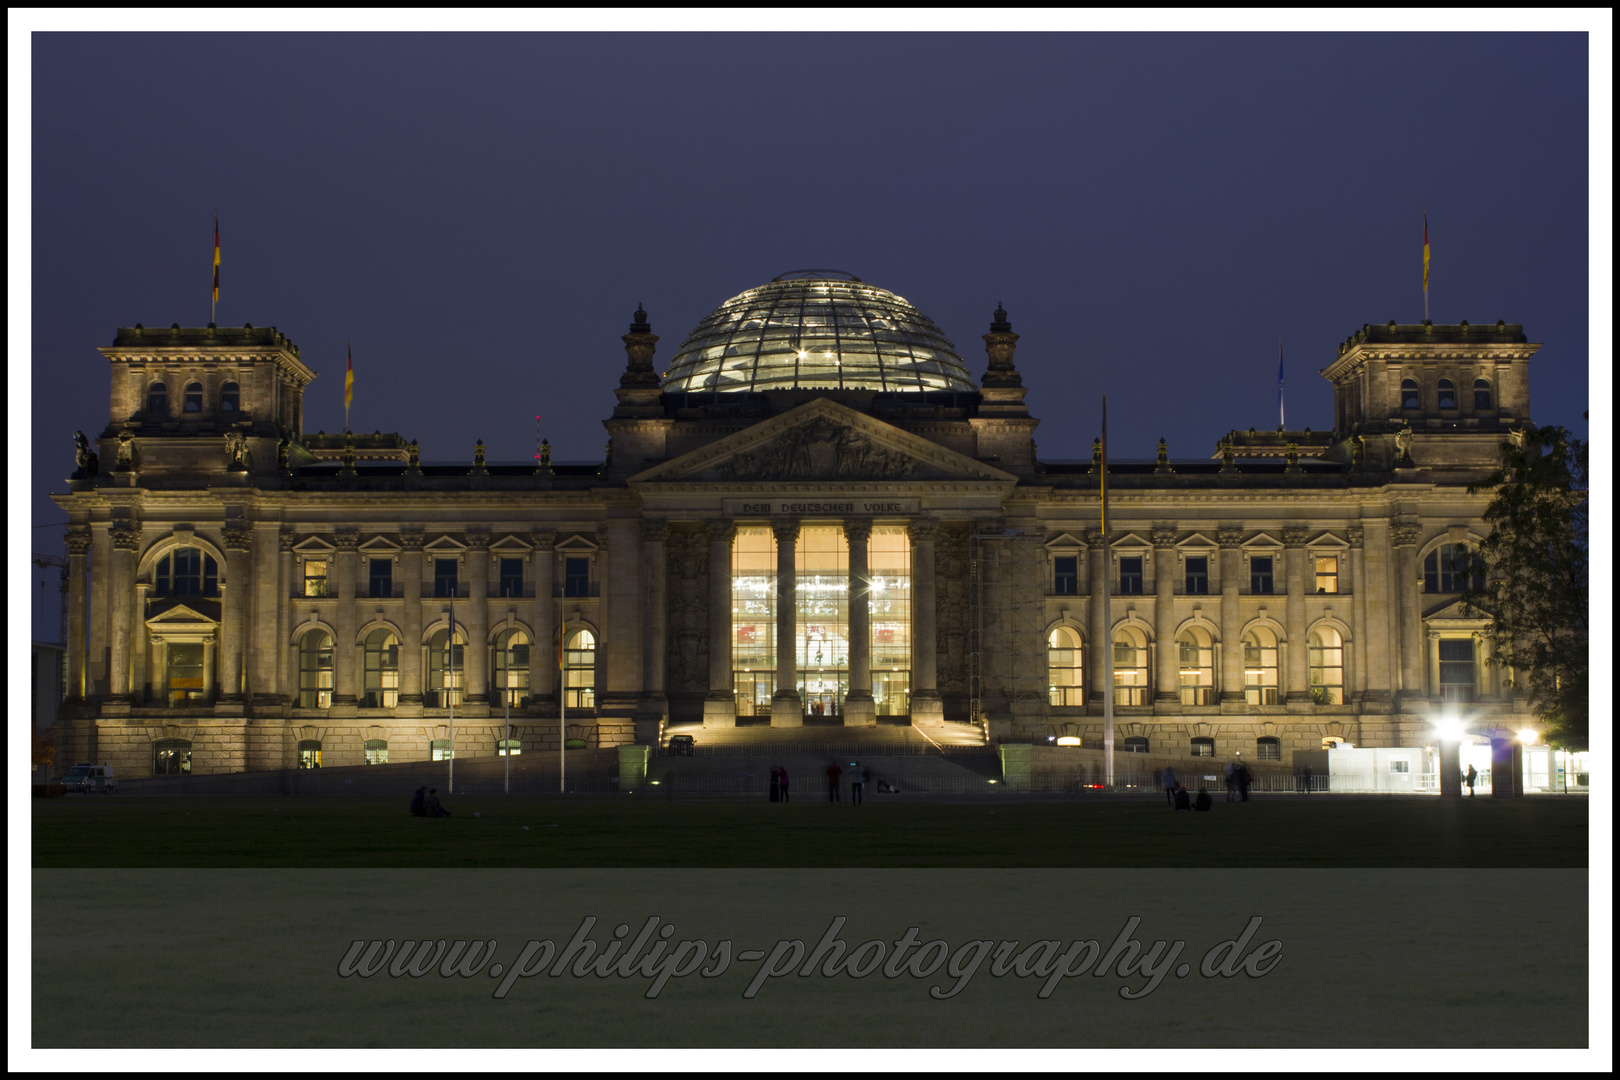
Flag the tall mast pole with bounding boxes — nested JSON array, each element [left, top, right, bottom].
[[448, 601, 455, 794], [1101, 396, 1114, 788]]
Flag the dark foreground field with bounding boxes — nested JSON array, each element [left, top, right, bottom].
[[34, 792, 1587, 868]]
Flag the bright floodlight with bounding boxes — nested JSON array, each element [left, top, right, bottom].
[[1434, 707, 1466, 742], [1056, 736, 1081, 746], [1518, 728, 1538, 744]]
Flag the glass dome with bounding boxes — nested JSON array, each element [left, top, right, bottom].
[[660, 270, 976, 393]]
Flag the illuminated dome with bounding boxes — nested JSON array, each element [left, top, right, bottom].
[[660, 270, 976, 393]]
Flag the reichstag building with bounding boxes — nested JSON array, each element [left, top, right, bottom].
[[52, 270, 1540, 775]]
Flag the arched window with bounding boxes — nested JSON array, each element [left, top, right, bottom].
[[183, 381, 204, 413], [497, 738, 522, 757], [427, 628, 466, 708], [1177, 627, 1216, 706], [1243, 627, 1280, 705], [219, 381, 240, 412], [493, 628, 531, 707], [298, 630, 333, 709], [564, 627, 597, 710], [363, 738, 388, 765], [1473, 378, 1492, 410], [362, 628, 399, 708], [1190, 736, 1215, 758], [147, 382, 169, 416], [154, 547, 219, 597], [1122, 736, 1150, 754], [153, 738, 192, 775], [1112, 626, 1149, 706], [1047, 626, 1084, 706], [1308, 627, 1345, 705], [1437, 379, 1457, 409], [297, 739, 322, 769], [1256, 736, 1282, 761], [1424, 543, 1483, 593], [1400, 378, 1420, 410], [431, 738, 455, 761]]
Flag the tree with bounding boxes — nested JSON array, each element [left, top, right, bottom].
[[1462, 423, 1588, 750]]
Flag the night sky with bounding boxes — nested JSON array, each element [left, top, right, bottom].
[[22, 28, 1596, 644]]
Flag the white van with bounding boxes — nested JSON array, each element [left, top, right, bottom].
[[61, 763, 117, 793]]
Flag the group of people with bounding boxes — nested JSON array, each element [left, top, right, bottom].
[[1224, 761, 1255, 802], [768, 766, 791, 801], [825, 761, 875, 805], [1161, 769, 1215, 812], [408, 786, 451, 817]]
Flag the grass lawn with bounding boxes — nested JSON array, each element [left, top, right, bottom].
[[33, 792, 1587, 868]]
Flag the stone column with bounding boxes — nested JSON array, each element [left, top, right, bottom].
[[1152, 528, 1179, 704], [1347, 527, 1368, 702], [331, 529, 359, 706], [107, 524, 138, 699], [251, 523, 281, 700], [1360, 522, 1393, 702], [464, 528, 490, 705], [1283, 528, 1310, 703], [398, 529, 424, 705], [530, 530, 556, 708], [843, 518, 876, 726], [770, 518, 802, 726], [1392, 523, 1425, 705], [909, 517, 943, 725], [637, 519, 670, 737], [202, 637, 217, 702], [703, 520, 736, 728], [133, 582, 150, 702], [221, 524, 253, 702], [65, 528, 90, 701], [1217, 529, 1245, 703], [1087, 530, 1109, 707], [153, 637, 169, 705], [89, 523, 112, 697], [279, 528, 297, 703], [1426, 630, 1442, 702]]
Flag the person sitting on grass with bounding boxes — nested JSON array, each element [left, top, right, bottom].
[[424, 788, 452, 818], [1174, 784, 1192, 811], [1194, 788, 1213, 811], [409, 786, 427, 817]]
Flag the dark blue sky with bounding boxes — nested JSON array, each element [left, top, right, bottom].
[[26, 31, 1593, 641]]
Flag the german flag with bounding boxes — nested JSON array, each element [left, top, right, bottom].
[[344, 343, 354, 411], [1422, 212, 1430, 295], [212, 215, 221, 303]]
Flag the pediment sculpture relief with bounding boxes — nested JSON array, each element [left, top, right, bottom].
[[714, 418, 920, 481]]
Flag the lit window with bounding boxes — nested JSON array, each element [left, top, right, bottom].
[[1437, 379, 1457, 409], [1184, 556, 1209, 595], [1177, 628, 1215, 706], [1118, 556, 1144, 596], [431, 738, 455, 761], [1424, 544, 1482, 594], [153, 738, 192, 775], [564, 627, 597, 710], [427, 628, 465, 708], [499, 558, 524, 598], [1400, 378, 1420, 409], [1047, 626, 1083, 706], [297, 739, 322, 769], [1473, 378, 1493, 410], [1243, 627, 1280, 705], [364, 739, 388, 765], [155, 547, 219, 597], [1256, 736, 1282, 761], [1190, 737, 1215, 758], [1249, 556, 1274, 595], [298, 630, 333, 709], [494, 628, 531, 708], [219, 381, 239, 412], [303, 558, 329, 597], [497, 738, 521, 757], [183, 381, 203, 413], [1438, 639, 1476, 702], [564, 557, 590, 598], [1389, 758, 1411, 774], [368, 558, 393, 598], [362, 628, 399, 708], [147, 382, 168, 415], [1053, 556, 1077, 596], [1315, 555, 1339, 594], [1308, 627, 1344, 705], [434, 558, 459, 598], [1112, 627, 1149, 706]]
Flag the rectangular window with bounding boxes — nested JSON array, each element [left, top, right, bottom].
[[1389, 758, 1411, 774], [303, 559, 329, 597], [1315, 555, 1339, 594], [1184, 556, 1209, 595], [1250, 556, 1274, 595], [1118, 556, 1144, 595], [1438, 638, 1476, 702], [434, 558, 459, 598], [1053, 556, 1078, 596], [732, 529, 776, 716], [499, 557, 524, 598], [563, 557, 590, 598], [368, 558, 393, 598]]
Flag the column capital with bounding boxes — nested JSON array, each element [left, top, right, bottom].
[[109, 524, 140, 550], [332, 529, 359, 551], [640, 519, 671, 544], [1216, 528, 1245, 549], [1345, 526, 1365, 548], [398, 528, 425, 552], [67, 527, 93, 556], [771, 517, 801, 543], [843, 517, 873, 544], [464, 527, 490, 551], [1282, 527, 1310, 548], [1391, 523, 1423, 548], [279, 526, 298, 552], [530, 528, 557, 552], [908, 517, 939, 543], [1151, 528, 1178, 549], [223, 525, 254, 551], [706, 519, 737, 544]]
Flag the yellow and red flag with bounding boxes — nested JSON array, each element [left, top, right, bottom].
[[1422, 212, 1430, 295], [212, 215, 221, 303], [344, 343, 354, 412]]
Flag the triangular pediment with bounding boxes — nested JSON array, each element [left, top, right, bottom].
[[1044, 532, 1087, 550], [489, 534, 533, 554], [1307, 531, 1349, 549], [292, 536, 335, 555], [1424, 598, 1490, 623], [358, 535, 400, 554], [629, 398, 1017, 485], [424, 535, 467, 553], [1177, 532, 1217, 550], [146, 600, 220, 627], [1110, 531, 1152, 550], [1243, 531, 1284, 550], [555, 534, 599, 552]]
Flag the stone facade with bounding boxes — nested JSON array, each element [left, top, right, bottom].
[[52, 290, 1542, 777]]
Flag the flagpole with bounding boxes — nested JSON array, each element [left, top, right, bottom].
[[1278, 339, 1285, 430], [1422, 210, 1430, 323], [210, 213, 219, 326], [504, 682, 511, 796], [1101, 395, 1114, 789], [448, 601, 456, 795], [559, 599, 566, 795]]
